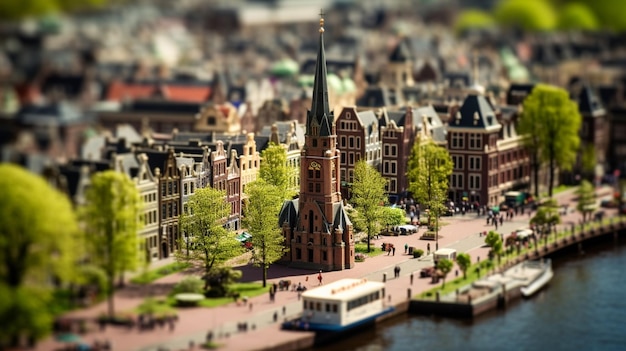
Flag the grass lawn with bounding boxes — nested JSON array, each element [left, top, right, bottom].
[[355, 243, 384, 259], [197, 282, 268, 308], [130, 262, 191, 285]]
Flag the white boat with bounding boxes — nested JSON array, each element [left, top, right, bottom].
[[282, 278, 394, 332], [520, 259, 553, 297]]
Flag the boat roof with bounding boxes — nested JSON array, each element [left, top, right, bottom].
[[302, 278, 384, 301]]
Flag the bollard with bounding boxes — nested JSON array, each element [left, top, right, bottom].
[[407, 288, 412, 299], [383, 272, 387, 283], [410, 273, 414, 285]]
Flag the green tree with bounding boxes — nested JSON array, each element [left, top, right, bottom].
[[351, 160, 388, 253], [177, 187, 242, 293], [530, 198, 561, 241], [0, 164, 80, 345], [0, 0, 111, 20], [408, 139, 453, 251], [558, 3, 598, 30], [484, 231, 503, 262], [581, 144, 596, 180], [259, 142, 296, 200], [455, 10, 495, 35], [576, 180, 596, 222], [381, 207, 406, 232], [519, 84, 582, 197], [456, 253, 471, 280], [242, 180, 288, 288], [81, 170, 142, 318], [495, 0, 558, 32], [436, 258, 454, 288]]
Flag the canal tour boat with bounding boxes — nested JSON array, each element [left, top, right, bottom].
[[282, 278, 395, 333]]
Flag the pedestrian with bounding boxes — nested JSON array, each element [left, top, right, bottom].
[[427, 243, 430, 254], [392, 246, 396, 256], [404, 243, 408, 254], [499, 215, 503, 226], [317, 271, 323, 285], [273, 311, 278, 322]]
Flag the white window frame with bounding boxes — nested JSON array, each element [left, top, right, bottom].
[[469, 156, 481, 171], [469, 133, 482, 150], [469, 174, 481, 190]]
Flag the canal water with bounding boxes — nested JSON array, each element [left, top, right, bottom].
[[314, 237, 626, 351]]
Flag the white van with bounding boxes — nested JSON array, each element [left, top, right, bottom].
[[434, 248, 457, 261]]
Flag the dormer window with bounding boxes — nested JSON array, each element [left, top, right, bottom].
[[473, 112, 480, 125], [455, 111, 461, 125]]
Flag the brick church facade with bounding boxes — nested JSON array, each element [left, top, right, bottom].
[[278, 15, 355, 271]]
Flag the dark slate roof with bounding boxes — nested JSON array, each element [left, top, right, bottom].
[[16, 102, 87, 126], [306, 21, 333, 137], [41, 73, 86, 98], [278, 198, 299, 230], [389, 38, 412, 63], [412, 105, 447, 144], [577, 85, 605, 117], [115, 153, 140, 178], [506, 83, 535, 106], [140, 149, 170, 173], [356, 110, 378, 134], [59, 165, 82, 200], [69, 159, 110, 172], [452, 94, 501, 130], [387, 111, 406, 126], [101, 138, 134, 160], [356, 86, 393, 107], [332, 202, 352, 231], [443, 72, 471, 88], [123, 100, 203, 114], [255, 135, 271, 152]]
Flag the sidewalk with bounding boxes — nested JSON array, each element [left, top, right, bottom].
[[37, 186, 611, 351]]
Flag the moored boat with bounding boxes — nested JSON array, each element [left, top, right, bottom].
[[521, 259, 553, 297], [282, 278, 395, 333]]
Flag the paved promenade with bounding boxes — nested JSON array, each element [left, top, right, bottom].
[[37, 186, 616, 351]]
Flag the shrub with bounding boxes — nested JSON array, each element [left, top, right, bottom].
[[413, 249, 424, 258], [174, 293, 205, 307], [355, 253, 366, 262], [172, 276, 204, 295]]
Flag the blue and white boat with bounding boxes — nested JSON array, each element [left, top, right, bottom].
[[282, 278, 395, 333]]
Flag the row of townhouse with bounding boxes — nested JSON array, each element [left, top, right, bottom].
[[332, 89, 530, 208]]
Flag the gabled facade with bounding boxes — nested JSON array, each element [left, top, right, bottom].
[[238, 133, 261, 197], [447, 92, 502, 207], [113, 152, 160, 262], [194, 102, 241, 135], [278, 15, 355, 271], [379, 104, 448, 203], [143, 147, 181, 259], [335, 106, 381, 199], [227, 149, 241, 230]]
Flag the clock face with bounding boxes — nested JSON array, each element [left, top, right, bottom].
[[309, 161, 321, 170]]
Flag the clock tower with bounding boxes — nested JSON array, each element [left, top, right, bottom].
[[278, 12, 355, 271]]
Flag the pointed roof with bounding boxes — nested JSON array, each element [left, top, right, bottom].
[[389, 37, 412, 63], [307, 13, 333, 137], [578, 84, 605, 117], [450, 94, 501, 131]]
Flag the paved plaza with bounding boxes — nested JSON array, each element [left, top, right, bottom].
[[37, 187, 615, 351]]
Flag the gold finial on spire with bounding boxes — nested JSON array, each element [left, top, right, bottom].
[[319, 8, 325, 33]]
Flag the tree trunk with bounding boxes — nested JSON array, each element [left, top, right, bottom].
[[107, 271, 115, 318], [367, 229, 371, 253], [548, 157, 555, 198], [533, 154, 540, 198], [262, 264, 267, 288]]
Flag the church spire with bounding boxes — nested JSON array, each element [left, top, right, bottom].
[[308, 9, 333, 136]]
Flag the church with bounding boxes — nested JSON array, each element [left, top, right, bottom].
[[277, 13, 355, 271]]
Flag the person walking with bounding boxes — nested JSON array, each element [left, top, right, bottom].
[[404, 243, 408, 254], [317, 271, 323, 285], [392, 246, 396, 256], [427, 243, 430, 255]]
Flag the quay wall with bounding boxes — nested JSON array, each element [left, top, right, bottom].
[[409, 218, 626, 319]]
